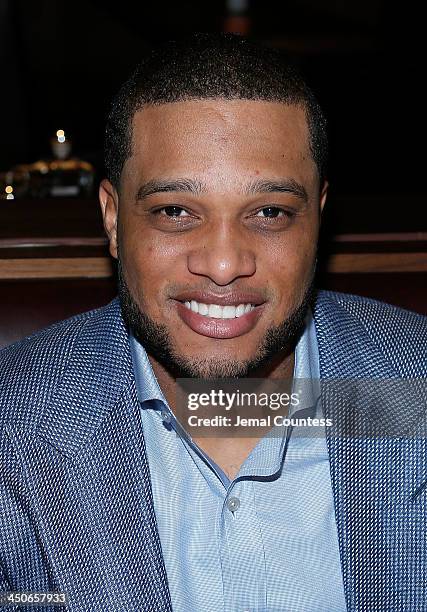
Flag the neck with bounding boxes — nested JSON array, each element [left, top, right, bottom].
[[148, 349, 295, 414]]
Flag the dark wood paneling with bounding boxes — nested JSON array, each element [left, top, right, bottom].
[[0, 278, 116, 349]]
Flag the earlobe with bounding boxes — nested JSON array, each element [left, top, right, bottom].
[[99, 179, 119, 259]]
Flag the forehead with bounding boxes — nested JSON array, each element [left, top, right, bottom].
[[123, 99, 316, 186]]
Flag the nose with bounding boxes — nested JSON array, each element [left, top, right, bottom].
[[187, 221, 256, 285]]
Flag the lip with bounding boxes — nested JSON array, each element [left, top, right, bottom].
[[174, 299, 265, 339], [172, 290, 265, 307]]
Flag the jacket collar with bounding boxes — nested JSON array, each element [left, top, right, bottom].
[[313, 292, 425, 436], [36, 298, 134, 458]]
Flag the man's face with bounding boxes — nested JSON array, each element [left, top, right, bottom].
[[100, 99, 327, 379]]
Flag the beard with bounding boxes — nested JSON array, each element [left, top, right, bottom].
[[117, 258, 316, 380]]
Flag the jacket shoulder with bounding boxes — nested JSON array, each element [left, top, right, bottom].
[[0, 300, 119, 430], [315, 290, 427, 376]]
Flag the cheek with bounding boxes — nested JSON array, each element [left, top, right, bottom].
[[266, 226, 317, 275], [124, 221, 180, 268], [262, 228, 318, 310], [121, 230, 186, 309]]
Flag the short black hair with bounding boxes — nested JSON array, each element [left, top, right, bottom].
[[105, 32, 328, 190]]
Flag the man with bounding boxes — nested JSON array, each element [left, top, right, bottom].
[[0, 33, 426, 612]]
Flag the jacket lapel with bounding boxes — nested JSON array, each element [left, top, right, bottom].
[[8, 299, 172, 612], [313, 293, 427, 611]]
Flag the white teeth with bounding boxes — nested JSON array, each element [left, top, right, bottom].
[[223, 306, 236, 318], [182, 300, 256, 319], [236, 304, 245, 317], [198, 303, 209, 316], [208, 304, 222, 318]]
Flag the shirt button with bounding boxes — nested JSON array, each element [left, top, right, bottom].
[[226, 496, 240, 512], [161, 409, 172, 424]]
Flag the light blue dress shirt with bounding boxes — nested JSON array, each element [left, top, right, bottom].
[[130, 310, 347, 612]]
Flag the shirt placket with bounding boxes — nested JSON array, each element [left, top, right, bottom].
[[220, 477, 267, 612], [170, 418, 268, 612]]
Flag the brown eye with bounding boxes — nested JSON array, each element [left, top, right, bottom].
[[158, 206, 190, 217], [256, 207, 287, 218]]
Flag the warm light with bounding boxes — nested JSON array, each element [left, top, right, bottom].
[[5, 185, 13, 194], [56, 129, 66, 143]]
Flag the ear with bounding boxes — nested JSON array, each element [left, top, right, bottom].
[[319, 180, 328, 215], [99, 179, 119, 259]]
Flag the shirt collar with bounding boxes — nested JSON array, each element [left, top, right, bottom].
[[130, 333, 168, 405], [291, 307, 321, 417]]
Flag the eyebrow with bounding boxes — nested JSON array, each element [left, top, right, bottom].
[[136, 179, 204, 200], [244, 178, 308, 202], [135, 177, 308, 202]]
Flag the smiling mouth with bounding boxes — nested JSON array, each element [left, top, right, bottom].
[[180, 300, 256, 319], [174, 299, 265, 339]]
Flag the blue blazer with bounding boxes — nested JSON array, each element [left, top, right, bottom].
[[0, 291, 426, 611]]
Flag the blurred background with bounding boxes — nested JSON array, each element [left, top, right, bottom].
[[0, 0, 425, 347]]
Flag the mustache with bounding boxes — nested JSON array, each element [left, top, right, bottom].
[[116, 261, 273, 305]]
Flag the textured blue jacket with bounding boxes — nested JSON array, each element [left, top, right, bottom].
[[0, 291, 426, 612]]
